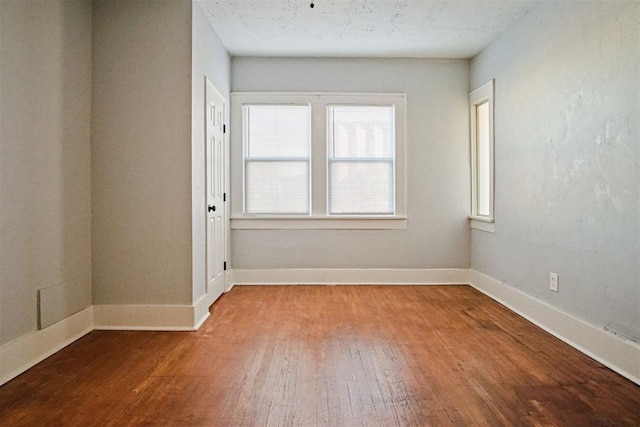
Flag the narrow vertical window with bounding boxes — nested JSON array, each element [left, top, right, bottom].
[[475, 101, 490, 216], [327, 106, 395, 215], [243, 105, 311, 214], [470, 80, 494, 230]]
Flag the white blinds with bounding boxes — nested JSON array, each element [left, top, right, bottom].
[[327, 106, 395, 215], [244, 105, 310, 214]]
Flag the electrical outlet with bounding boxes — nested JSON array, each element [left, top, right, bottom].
[[549, 273, 559, 292]]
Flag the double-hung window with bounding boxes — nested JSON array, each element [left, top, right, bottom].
[[231, 93, 407, 229], [243, 105, 311, 215], [327, 106, 395, 215]]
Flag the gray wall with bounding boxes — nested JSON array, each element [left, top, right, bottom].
[[231, 58, 470, 269], [191, 1, 231, 301], [470, 2, 639, 341], [92, 0, 193, 305], [0, 0, 92, 345]]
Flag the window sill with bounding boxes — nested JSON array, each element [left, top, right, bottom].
[[231, 216, 408, 230], [469, 217, 495, 233]]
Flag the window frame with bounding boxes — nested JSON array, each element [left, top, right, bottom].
[[231, 92, 407, 230], [469, 80, 495, 232]]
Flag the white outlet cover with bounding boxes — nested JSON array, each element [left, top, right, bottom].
[[550, 273, 559, 292]]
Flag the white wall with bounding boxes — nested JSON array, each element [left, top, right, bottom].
[[92, 0, 193, 305], [191, 1, 231, 302], [0, 0, 92, 345], [470, 2, 639, 342], [231, 58, 470, 269]]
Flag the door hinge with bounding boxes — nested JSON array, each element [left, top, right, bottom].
[[223, 124, 226, 134], [223, 261, 227, 271], [223, 193, 226, 202]]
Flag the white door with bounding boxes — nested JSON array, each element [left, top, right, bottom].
[[205, 78, 226, 301]]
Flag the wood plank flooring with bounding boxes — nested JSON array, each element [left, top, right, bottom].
[[1, 285, 639, 426]]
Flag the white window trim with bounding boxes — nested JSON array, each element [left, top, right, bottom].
[[470, 217, 495, 233], [231, 92, 407, 230], [469, 80, 495, 232]]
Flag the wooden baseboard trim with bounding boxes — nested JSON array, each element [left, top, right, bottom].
[[469, 269, 640, 386], [0, 307, 93, 386]]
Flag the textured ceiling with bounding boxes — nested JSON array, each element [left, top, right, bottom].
[[197, 0, 537, 58]]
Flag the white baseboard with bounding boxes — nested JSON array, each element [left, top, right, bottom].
[[225, 269, 235, 293], [192, 269, 240, 324], [469, 269, 640, 386], [93, 303, 202, 331], [3, 270, 638, 390], [0, 306, 93, 386], [232, 268, 469, 285], [1, 300, 214, 385], [193, 293, 214, 330]]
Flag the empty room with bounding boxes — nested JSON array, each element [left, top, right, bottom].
[[1, 0, 639, 425]]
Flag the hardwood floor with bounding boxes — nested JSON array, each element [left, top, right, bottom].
[[1, 285, 639, 426]]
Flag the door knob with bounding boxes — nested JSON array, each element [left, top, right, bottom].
[[208, 205, 216, 212]]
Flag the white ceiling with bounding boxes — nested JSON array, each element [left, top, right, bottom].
[[197, 0, 538, 58]]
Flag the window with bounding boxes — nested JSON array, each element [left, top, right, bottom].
[[469, 80, 495, 232], [243, 105, 310, 214], [231, 93, 407, 229], [327, 106, 395, 215]]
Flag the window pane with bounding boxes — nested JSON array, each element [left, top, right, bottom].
[[476, 101, 491, 216], [245, 161, 309, 214], [244, 104, 310, 215], [327, 106, 395, 215], [328, 162, 393, 215], [246, 105, 310, 158], [328, 106, 394, 158]]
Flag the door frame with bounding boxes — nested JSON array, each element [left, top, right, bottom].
[[192, 76, 230, 312], [205, 78, 227, 299]]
